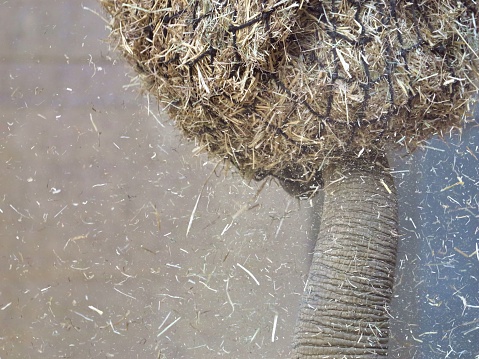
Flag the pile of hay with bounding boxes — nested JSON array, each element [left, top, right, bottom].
[[101, 0, 478, 196]]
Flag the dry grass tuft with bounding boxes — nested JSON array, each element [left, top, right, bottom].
[[101, 0, 478, 196]]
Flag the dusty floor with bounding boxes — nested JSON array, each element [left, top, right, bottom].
[[1, 1, 478, 358]]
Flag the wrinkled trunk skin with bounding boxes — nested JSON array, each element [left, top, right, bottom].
[[292, 157, 398, 358]]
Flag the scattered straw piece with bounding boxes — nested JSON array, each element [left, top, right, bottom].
[[379, 179, 392, 195], [272, 312, 278, 343], [225, 278, 236, 317], [88, 305, 104, 316], [236, 263, 260, 286], [440, 177, 464, 192], [157, 314, 181, 337]]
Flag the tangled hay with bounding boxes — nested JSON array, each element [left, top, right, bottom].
[[101, 0, 478, 196]]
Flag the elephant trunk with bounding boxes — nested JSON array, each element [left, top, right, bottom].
[[292, 157, 399, 358]]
